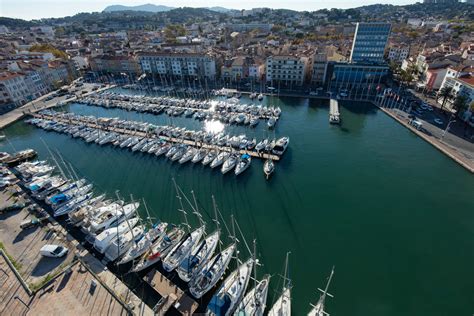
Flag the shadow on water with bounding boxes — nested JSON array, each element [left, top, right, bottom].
[[340, 100, 378, 115]]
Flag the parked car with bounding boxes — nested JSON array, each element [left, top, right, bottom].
[[0, 202, 25, 213], [434, 118, 444, 125], [40, 245, 68, 258]]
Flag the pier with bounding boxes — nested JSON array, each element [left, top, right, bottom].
[[329, 98, 340, 124], [144, 269, 198, 315], [29, 112, 282, 161]]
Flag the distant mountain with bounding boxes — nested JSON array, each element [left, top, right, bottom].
[[205, 6, 232, 13], [103, 4, 174, 13], [103, 4, 232, 14]]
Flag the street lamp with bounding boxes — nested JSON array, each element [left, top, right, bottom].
[[441, 118, 456, 140]]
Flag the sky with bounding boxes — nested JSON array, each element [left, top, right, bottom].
[[1, 0, 415, 20]]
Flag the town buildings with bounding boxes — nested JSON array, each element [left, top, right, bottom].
[[137, 52, 218, 80], [266, 54, 310, 87]]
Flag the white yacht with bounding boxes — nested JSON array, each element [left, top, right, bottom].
[[308, 267, 335, 316], [93, 217, 139, 253], [189, 243, 236, 299], [221, 154, 238, 174], [235, 154, 251, 176], [206, 258, 254, 315], [162, 226, 205, 272], [211, 151, 230, 169], [118, 222, 168, 265], [177, 230, 220, 282]]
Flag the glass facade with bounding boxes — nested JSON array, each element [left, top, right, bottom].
[[350, 23, 391, 63]]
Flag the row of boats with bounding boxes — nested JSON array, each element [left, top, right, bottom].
[[12, 158, 334, 315], [76, 92, 281, 128], [27, 110, 289, 178]]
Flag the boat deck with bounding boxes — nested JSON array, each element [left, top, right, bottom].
[[29, 113, 281, 161], [144, 269, 198, 315]]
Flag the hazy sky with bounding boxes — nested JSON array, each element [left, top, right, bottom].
[[1, 0, 415, 20]]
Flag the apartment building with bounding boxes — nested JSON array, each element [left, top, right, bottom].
[[387, 45, 410, 63], [138, 52, 217, 79], [266, 55, 310, 86], [90, 55, 140, 75], [0, 72, 31, 107]]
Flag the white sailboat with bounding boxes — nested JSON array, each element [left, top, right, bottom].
[[268, 252, 292, 316], [307, 267, 335, 316]]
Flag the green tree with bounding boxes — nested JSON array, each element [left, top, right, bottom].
[[452, 94, 469, 115], [438, 86, 454, 111]]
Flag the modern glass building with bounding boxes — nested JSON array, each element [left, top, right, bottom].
[[350, 23, 392, 63]]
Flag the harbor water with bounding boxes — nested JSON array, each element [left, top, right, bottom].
[[1, 92, 474, 315]]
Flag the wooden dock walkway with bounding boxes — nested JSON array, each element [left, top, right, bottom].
[[29, 113, 281, 161], [144, 269, 198, 315]]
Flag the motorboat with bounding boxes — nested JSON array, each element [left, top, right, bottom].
[[88, 202, 139, 235], [93, 217, 139, 254], [272, 137, 289, 155], [103, 224, 145, 262], [255, 139, 268, 152]]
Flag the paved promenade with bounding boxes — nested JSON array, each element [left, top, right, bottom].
[[0, 83, 114, 130]]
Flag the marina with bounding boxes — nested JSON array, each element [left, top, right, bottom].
[[77, 91, 282, 128], [1, 94, 474, 316]]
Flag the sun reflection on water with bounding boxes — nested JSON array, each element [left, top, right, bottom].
[[204, 120, 225, 134]]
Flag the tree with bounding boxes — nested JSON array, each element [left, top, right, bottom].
[[438, 86, 454, 111], [452, 94, 469, 115]]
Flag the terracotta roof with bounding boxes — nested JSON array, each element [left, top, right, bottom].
[[0, 72, 22, 81], [458, 76, 474, 87]]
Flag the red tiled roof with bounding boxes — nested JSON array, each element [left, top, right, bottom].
[[458, 76, 474, 87]]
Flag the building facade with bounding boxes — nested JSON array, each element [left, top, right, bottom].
[[138, 52, 217, 80], [350, 23, 391, 63], [266, 55, 310, 87], [0, 72, 31, 108], [387, 45, 410, 63], [326, 62, 389, 97], [90, 55, 140, 76]]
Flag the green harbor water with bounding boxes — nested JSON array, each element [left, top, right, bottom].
[[1, 92, 474, 315]]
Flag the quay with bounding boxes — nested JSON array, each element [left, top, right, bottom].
[[0, 83, 114, 130], [329, 98, 340, 124], [144, 269, 198, 315], [29, 112, 282, 161], [0, 168, 153, 316]]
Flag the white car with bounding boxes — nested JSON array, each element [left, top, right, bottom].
[[40, 245, 68, 258], [434, 118, 444, 125]]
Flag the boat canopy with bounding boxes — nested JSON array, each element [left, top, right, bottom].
[[241, 154, 250, 159]]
